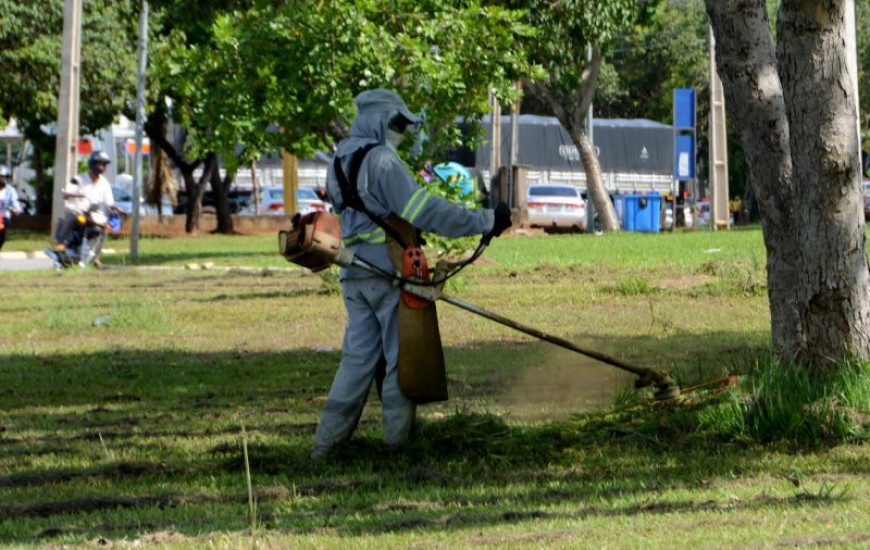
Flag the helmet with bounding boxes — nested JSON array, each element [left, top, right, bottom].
[[87, 150, 111, 173], [0, 165, 10, 179]]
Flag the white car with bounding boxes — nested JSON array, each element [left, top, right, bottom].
[[525, 183, 587, 231], [247, 186, 331, 216]]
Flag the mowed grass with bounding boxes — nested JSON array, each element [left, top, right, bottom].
[[1, 227, 869, 549]]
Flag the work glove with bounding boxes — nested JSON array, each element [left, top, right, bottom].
[[482, 201, 512, 244]]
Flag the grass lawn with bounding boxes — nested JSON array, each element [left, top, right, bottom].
[[1, 227, 868, 549]]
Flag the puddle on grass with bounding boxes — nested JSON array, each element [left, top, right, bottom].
[[497, 347, 635, 421]]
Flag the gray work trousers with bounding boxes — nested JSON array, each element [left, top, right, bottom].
[[312, 276, 415, 455]]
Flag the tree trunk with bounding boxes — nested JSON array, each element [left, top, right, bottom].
[[210, 160, 235, 234], [706, 0, 870, 368], [740, 180, 754, 225], [525, 44, 620, 233], [147, 127, 178, 223], [573, 128, 619, 231], [185, 154, 215, 235], [776, 0, 870, 366], [252, 162, 261, 216], [145, 115, 204, 235]]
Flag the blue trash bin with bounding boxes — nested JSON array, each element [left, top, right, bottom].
[[620, 193, 661, 233]]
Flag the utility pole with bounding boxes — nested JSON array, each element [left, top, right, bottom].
[[131, 0, 149, 261], [708, 25, 730, 230], [51, 0, 83, 238], [489, 90, 501, 195], [508, 81, 521, 208], [282, 150, 298, 216]]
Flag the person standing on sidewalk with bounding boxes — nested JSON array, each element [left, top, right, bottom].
[[0, 166, 24, 252]]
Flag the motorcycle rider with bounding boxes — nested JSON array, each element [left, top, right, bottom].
[[0, 165, 24, 251], [311, 88, 512, 459], [53, 150, 115, 255]]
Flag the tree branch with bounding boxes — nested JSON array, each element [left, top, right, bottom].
[[145, 117, 196, 174], [575, 45, 602, 131]]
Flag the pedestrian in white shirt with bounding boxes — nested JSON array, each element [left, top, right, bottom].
[[0, 166, 23, 251], [54, 150, 115, 250]]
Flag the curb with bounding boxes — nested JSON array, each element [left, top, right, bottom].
[[0, 248, 119, 260], [0, 250, 50, 260]]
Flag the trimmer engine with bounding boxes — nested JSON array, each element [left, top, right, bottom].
[[279, 211, 349, 272]]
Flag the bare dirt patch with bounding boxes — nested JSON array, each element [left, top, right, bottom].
[[658, 274, 717, 290]]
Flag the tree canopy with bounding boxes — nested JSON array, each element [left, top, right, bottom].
[[154, 0, 536, 175], [0, 0, 139, 209], [0, 0, 138, 139], [502, 0, 641, 231]]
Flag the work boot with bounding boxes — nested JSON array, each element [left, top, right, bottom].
[[310, 444, 330, 461]]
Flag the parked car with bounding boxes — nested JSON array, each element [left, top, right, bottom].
[[112, 186, 175, 217], [173, 189, 251, 215], [245, 186, 331, 216], [525, 183, 587, 231]]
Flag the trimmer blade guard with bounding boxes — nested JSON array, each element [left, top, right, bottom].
[[279, 211, 342, 272]]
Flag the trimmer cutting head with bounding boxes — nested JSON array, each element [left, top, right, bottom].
[[653, 382, 681, 401], [635, 370, 681, 401]]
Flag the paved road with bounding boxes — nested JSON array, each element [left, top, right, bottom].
[[0, 251, 55, 271]]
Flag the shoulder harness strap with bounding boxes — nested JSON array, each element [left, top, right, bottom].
[[334, 143, 408, 248]]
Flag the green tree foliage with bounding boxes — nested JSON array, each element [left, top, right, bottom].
[[596, 0, 708, 122], [501, 0, 641, 232], [144, 0, 534, 233], [0, 0, 139, 210], [157, 0, 534, 171]]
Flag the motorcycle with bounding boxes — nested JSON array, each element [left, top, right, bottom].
[[45, 199, 121, 268]]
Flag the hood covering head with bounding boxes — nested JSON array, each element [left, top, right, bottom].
[[327, 88, 422, 211], [349, 88, 421, 144]]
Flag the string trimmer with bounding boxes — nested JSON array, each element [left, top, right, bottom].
[[279, 212, 681, 401]]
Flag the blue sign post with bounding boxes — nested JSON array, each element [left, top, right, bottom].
[[674, 134, 696, 180], [672, 88, 697, 229]]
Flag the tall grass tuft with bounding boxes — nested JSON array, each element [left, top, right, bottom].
[[705, 353, 870, 444], [612, 277, 659, 296]]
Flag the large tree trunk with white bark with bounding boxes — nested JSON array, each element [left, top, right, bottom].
[[706, 0, 870, 369]]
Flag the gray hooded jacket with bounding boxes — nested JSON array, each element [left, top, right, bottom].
[[326, 89, 494, 279]]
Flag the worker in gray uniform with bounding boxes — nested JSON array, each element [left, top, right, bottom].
[[312, 88, 512, 459]]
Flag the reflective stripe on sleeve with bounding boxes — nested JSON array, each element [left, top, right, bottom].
[[343, 227, 386, 246], [401, 188, 431, 224]]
